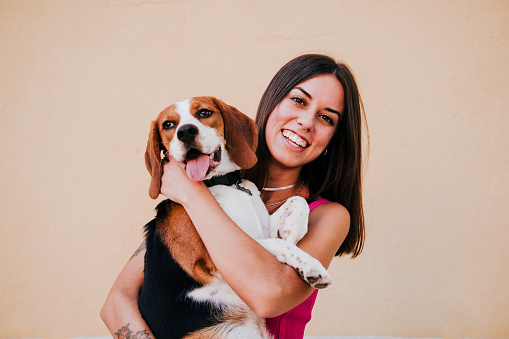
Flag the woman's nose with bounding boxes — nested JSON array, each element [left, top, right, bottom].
[[297, 111, 313, 132]]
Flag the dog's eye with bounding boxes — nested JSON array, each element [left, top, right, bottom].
[[162, 121, 176, 130], [197, 109, 213, 119]]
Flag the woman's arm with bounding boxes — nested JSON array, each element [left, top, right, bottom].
[[101, 242, 155, 338], [161, 160, 350, 318]]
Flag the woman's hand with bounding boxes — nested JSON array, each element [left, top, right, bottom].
[[160, 158, 208, 205]]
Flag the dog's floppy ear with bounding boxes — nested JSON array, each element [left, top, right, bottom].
[[145, 119, 163, 199], [210, 97, 258, 169]]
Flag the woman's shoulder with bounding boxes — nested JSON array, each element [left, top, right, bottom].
[[301, 198, 350, 265], [308, 198, 350, 231], [310, 198, 349, 214]]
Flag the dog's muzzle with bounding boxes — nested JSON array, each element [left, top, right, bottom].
[[175, 124, 222, 181]]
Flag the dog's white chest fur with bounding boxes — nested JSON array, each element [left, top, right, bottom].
[[209, 181, 269, 240]]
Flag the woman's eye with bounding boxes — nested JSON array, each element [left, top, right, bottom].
[[162, 121, 176, 130], [319, 114, 334, 126], [291, 96, 306, 106], [198, 109, 213, 118]]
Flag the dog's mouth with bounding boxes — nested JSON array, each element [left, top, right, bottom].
[[179, 146, 222, 181]]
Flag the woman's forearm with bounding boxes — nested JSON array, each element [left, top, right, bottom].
[[180, 187, 315, 317], [101, 243, 156, 338], [101, 292, 154, 338]]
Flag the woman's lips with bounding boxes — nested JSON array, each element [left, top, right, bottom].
[[282, 129, 309, 148]]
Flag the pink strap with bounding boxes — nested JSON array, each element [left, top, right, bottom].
[[308, 199, 330, 211]]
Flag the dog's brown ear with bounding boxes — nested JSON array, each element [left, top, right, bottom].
[[145, 120, 162, 199], [210, 97, 258, 169]]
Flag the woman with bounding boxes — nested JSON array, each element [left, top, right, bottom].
[[101, 54, 367, 339]]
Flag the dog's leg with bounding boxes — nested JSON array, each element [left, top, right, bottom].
[[258, 238, 331, 289], [268, 196, 309, 244], [266, 196, 332, 289], [157, 201, 216, 284]]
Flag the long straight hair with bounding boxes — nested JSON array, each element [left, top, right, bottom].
[[244, 54, 367, 257]]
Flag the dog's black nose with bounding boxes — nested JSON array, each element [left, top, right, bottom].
[[177, 124, 199, 143]]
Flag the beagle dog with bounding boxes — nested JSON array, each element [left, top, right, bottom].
[[139, 96, 331, 339]]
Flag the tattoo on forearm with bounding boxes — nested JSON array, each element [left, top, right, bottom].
[[115, 323, 151, 339], [129, 242, 147, 262]]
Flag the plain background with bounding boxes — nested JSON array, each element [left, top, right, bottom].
[[1, 1, 508, 338]]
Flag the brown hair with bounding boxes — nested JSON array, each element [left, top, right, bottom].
[[244, 54, 367, 257]]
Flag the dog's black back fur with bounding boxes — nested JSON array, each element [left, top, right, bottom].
[[138, 200, 222, 338]]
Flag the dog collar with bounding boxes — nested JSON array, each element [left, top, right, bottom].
[[204, 170, 252, 196]]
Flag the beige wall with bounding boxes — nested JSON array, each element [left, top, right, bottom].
[[1, 1, 508, 338]]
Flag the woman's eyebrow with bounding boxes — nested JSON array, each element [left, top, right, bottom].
[[325, 108, 341, 116], [295, 86, 341, 116], [295, 86, 312, 99]]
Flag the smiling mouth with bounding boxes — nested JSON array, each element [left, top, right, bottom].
[[282, 130, 309, 148], [179, 146, 222, 181]]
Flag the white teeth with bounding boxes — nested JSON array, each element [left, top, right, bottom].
[[282, 130, 308, 148]]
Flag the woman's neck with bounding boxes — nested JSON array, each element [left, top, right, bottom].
[[264, 163, 301, 189], [261, 163, 307, 213]]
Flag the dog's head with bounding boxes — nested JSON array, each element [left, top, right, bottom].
[[145, 96, 258, 199]]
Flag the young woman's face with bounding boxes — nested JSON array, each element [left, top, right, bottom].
[[265, 74, 344, 170]]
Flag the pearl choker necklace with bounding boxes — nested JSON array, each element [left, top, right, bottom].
[[261, 182, 298, 192]]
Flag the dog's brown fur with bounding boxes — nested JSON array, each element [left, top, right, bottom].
[[182, 307, 266, 339], [155, 201, 216, 284]]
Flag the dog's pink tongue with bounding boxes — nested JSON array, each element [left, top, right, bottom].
[[186, 154, 210, 181]]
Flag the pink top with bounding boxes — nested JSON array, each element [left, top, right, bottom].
[[265, 199, 330, 339]]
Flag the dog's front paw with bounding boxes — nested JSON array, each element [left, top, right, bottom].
[[270, 196, 309, 244], [258, 238, 332, 289], [295, 260, 332, 289]]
